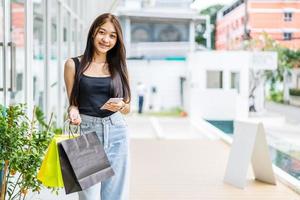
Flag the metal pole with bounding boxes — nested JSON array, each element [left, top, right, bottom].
[[2, 0, 9, 106], [25, 0, 34, 118], [57, 1, 63, 127], [45, 0, 51, 120]]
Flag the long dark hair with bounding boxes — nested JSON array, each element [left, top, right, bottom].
[[70, 13, 131, 106]]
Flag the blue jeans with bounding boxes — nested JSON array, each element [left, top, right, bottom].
[[138, 96, 144, 114], [78, 112, 129, 200]]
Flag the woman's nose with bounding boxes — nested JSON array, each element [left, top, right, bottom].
[[102, 35, 109, 43]]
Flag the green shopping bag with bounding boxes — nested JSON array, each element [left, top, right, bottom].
[[38, 133, 79, 187]]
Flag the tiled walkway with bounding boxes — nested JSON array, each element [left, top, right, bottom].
[[130, 139, 300, 200]]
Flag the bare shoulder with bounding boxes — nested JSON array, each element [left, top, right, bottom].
[[65, 58, 75, 69], [64, 58, 76, 79]]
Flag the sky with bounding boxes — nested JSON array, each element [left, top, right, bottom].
[[191, 0, 235, 10]]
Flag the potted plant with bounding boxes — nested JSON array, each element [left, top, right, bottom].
[[289, 88, 300, 106], [0, 104, 54, 200]]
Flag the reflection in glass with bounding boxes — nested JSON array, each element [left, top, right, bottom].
[[270, 147, 300, 181], [11, 0, 25, 104], [33, 0, 45, 109], [62, 9, 69, 60], [72, 18, 77, 56], [157, 25, 181, 42], [0, 1, 3, 103], [49, 0, 58, 118], [131, 21, 189, 43]]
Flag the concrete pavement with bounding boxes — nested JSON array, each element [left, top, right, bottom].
[[248, 101, 300, 154], [265, 101, 300, 124]]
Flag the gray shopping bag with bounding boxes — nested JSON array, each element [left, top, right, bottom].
[[58, 132, 115, 194]]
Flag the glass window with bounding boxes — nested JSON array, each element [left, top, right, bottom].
[[33, 0, 45, 109], [74, 0, 78, 15], [79, 24, 84, 54], [131, 21, 189, 43], [283, 32, 292, 40], [206, 70, 223, 89], [49, 0, 58, 116], [230, 72, 240, 93], [72, 18, 77, 56], [62, 9, 69, 59], [0, 1, 4, 103], [284, 12, 292, 22], [10, 0, 26, 104]]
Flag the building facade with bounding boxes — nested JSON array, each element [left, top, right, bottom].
[[187, 51, 277, 121], [0, 0, 117, 125], [115, 0, 211, 111], [117, 0, 211, 58], [216, 0, 300, 50]]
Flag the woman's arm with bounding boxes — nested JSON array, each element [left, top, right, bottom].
[[64, 58, 76, 100], [64, 58, 81, 124]]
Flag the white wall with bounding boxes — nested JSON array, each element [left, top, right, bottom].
[[187, 51, 250, 121], [291, 68, 300, 88], [127, 51, 276, 118], [127, 59, 187, 112]]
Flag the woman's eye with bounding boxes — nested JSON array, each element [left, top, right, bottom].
[[110, 35, 116, 39], [99, 31, 105, 35]]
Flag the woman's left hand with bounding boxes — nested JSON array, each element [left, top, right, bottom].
[[104, 101, 126, 112]]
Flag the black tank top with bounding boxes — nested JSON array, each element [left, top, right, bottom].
[[72, 57, 115, 118]]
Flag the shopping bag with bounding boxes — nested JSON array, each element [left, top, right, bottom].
[[58, 131, 115, 194], [37, 134, 77, 187]]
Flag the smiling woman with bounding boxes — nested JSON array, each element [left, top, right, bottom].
[[93, 24, 117, 54], [64, 13, 131, 200]]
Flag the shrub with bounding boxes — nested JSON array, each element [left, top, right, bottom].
[[289, 88, 300, 96], [269, 91, 284, 103], [0, 104, 54, 200]]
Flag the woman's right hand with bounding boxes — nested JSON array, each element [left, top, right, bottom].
[[68, 106, 81, 125]]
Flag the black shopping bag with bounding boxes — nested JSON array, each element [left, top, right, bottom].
[[58, 132, 115, 194]]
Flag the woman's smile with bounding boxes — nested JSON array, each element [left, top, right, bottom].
[[98, 42, 110, 49]]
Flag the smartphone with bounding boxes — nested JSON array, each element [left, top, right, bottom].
[[106, 97, 123, 103], [100, 98, 123, 110]]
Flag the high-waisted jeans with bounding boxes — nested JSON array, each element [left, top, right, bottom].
[[78, 112, 129, 200]]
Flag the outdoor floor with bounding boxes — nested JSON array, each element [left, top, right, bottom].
[[130, 139, 299, 200], [32, 115, 300, 200]]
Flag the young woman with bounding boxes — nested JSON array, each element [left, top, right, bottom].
[[64, 13, 131, 200]]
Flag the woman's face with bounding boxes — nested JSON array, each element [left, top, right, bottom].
[[93, 21, 117, 54]]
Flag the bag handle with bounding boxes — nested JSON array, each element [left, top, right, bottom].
[[64, 120, 80, 138]]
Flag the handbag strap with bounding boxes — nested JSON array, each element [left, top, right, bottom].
[[64, 120, 80, 138]]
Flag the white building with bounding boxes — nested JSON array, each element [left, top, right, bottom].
[[187, 51, 277, 121], [117, 0, 211, 58], [116, 0, 211, 111]]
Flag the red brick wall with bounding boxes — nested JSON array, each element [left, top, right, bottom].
[[216, 0, 300, 50]]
